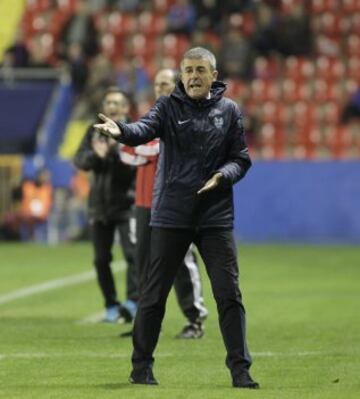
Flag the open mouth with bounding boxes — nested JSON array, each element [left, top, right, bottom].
[[189, 83, 202, 89]]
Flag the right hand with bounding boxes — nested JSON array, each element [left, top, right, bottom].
[[93, 113, 121, 137], [92, 138, 109, 158]]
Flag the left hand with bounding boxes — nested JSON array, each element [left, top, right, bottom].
[[197, 172, 223, 195]]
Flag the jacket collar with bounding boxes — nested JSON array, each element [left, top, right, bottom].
[[171, 80, 226, 108]]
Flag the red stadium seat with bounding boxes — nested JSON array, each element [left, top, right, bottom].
[[153, 0, 176, 13], [99, 32, 117, 60], [345, 34, 360, 57], [224, 79, 248, 99], [161, 34, 189, 63], [106, 12, 137, 36], [310, 0, 338, 14], [261, 101, 280, 124], [343, 0, 360, 14], [346, 58, 360, 82], [25, 0, 50, 12], [349, 12, 360, 31], [137, 11, 166, 36], [254, 57, 279, 80]]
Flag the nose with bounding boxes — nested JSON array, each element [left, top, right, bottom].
[[189, 70, 200, 79]]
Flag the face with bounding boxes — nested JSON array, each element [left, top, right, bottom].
[[154, 70, 176, 99], [180, 58, 218, 99], [103, 92, 130, 121]]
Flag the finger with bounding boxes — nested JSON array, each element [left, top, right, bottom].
[[98, 113, 111, 123], [93, 125, 112, 137], [197, 184, 211, 194]]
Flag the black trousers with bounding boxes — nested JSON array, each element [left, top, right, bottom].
[[92, 218, 137, 308], [135, 207, 207, 323], [132, 227, 252, 377]]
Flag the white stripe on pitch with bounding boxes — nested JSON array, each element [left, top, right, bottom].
[[0, 261, 125, 306], [77, 311, 105, 324], [0, 351, 338, 361]]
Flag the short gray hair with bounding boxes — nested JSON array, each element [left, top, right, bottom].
[[182, 47, 217, 70]]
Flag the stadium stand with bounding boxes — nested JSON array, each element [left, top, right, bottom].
[[8, 0, 358, 160], [1, 0, 360, 242]]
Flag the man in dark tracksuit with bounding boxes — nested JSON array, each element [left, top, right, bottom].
[[74, 87, 137, 323], [94, 48, 259, 389]]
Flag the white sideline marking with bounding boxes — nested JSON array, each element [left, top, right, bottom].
[[0, 262, 125, 306], [77, 311, 105, 324], [0, 351, 340, 361], [0, 352, 173, 360]]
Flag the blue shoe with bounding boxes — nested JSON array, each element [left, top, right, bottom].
[[119, 300, 137, 322], [103, 305, 120, 323]]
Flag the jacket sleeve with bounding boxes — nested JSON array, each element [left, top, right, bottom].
[[216, 103, 252, 186], [115, 98, 166, 146], [73, 126, 105, 172]]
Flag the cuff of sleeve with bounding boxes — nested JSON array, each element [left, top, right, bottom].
[[115, 121, 127, 142]]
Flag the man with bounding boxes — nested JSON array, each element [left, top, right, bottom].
[[120, 68, 208, 339], [95, 47, 259, 389], [74, 87, 137, 323]]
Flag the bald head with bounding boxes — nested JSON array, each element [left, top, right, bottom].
[[154, 69, 177, 99]]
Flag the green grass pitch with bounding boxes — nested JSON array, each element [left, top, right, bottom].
[[0, 243, 359, 399]]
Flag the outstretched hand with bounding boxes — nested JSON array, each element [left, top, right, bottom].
[[93, 113, 121, 137], [197, 173, 223, 195]]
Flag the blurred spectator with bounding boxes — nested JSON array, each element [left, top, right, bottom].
[[219, 28, 255, 79], [341, 88, 360, 124], [109, 0, 141, 12], [74, 54, 116, 119], [58, 0, 98, 61], [191, 30, 220, 55], [220, 0, 255, 13], [115, 59, 151, 102], [66, 42, 89, 94], [251, 2, 279, 56], [315, 34, 340, 57], [276, 3, 313, 57], [28, 34, 53, 68], [193, 0, 222, 31], [167, 0, 196, 36], [20, 169, 53, 243], [3, 29, 29, 68], [0, 186, 23, 241]]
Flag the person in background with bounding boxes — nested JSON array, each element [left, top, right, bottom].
[[58, 0, 98, 62], [120, 68, 208, 339], [74, 87, 137, 323], [20, 168, 53, 243]]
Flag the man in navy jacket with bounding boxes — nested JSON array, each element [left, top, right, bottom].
[[94, 47, 259, 389]]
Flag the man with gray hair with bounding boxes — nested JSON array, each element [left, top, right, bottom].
[[94, 47, 259, 389]]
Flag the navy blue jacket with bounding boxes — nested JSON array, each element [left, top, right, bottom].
[[116, 81, 251, 229]]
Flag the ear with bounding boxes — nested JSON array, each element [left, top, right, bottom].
[[212, 69, 218, 81]]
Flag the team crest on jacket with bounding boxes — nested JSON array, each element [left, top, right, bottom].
[[209, 109, 225, 130], [213, 115, 224, 129]]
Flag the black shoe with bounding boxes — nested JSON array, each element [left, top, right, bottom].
[[232, 371, 259, 389], [175, 322, 204, 339], [129, 368, 158, 385], [119, 330, 133, 338], [119, 305, 134, 323]]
